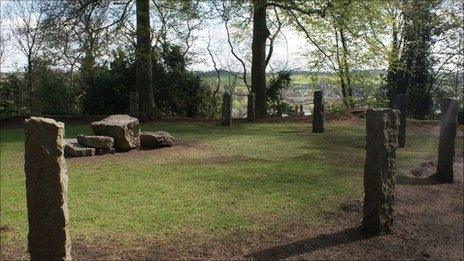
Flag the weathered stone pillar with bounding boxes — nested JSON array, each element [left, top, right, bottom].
[[129, 92, 139, 117], [457, 109, 463, 125], [24, 117, 71, 260], [247, 93, 256, 122], [392, 94, 407, 148], [312, 91, 324, 133], [435, 98, 459, 183], [299, 104, 304, 116], [362, 108, 399, 235], [221, 92, 232, 126]]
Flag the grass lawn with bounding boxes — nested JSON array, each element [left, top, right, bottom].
[[0, 119, 451, 252]]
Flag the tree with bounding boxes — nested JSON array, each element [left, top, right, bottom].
[[287, 0, 388, 107], [136, 0, 156, 121], [386, 0, 442, 119], [7, 0, 47, 114], [251, 0, 270, 118]]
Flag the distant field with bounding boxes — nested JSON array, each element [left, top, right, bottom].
[[199, 71, 385, 116]]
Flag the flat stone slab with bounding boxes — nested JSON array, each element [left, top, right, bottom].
[[77, 134, 114, 149], [64, 139, 95, 158], [91, 115, 140, 151], [140, 131, 175, 148], [95, 147, 115, 155]]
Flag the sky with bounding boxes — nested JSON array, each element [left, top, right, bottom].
[[0, 0, 312, 73]]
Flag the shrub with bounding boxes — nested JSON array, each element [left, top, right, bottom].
[[267, 71, 294, 117], [0, 74, 27, 116]]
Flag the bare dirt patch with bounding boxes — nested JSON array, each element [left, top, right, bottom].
[[65, 140, 203, 164]]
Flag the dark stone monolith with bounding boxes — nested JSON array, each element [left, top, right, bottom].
[[362, 108, 399, 235], [129, 92, 139, 117], [435, 98, 459, 183], [24, 117, 71, 260], [312, 91, 324, 133], [392, 94, 407, 148], [247, 93, 256, 122], [300, 104, 304, 115], [457, 109, 463, 125], [221, 92, 232, 126]]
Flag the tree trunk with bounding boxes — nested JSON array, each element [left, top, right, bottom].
[[136, 0, 156, 121], [339, 28, 353, 107], [251, 0, 270, 119], [334, 27, 348, 107]]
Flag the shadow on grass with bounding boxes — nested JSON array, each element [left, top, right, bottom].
[[246, 227, 373, 260], [396, 175, 443, 186]]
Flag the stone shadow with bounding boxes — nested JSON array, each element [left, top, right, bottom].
[[246, 227, 373, 260], [396, 175, 445, 186]]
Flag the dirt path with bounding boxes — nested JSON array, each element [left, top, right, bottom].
[[246, 154, 464, 260], [66, 154, 464, 260]]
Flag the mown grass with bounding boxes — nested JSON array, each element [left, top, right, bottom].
[[0, 120, 457, 247]]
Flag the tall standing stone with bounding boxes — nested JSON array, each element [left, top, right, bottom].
[[24, 117, 71, 260], [362, 109, 399, 235], [392, 94, 407, 148], [435, 98, 459, 182], [312, 91, 324, 133], [221, 92, 232, 126], [129, 92, 139, 117], [247, 93, 256, 122], [300, 104, 304, 116]]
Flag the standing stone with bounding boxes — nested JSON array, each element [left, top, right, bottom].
[[457, 109, 463, 125], [129, 92, 139, 117], [247, 93, 256, 122], [362, 109, 399, 235], [392, 94, 407, 148], [24, 117, 71, 260], [312, 91, 324, 133], [221, 92, 232, 126], [300, 104, 304, 116], [435, 98, 459, 182]]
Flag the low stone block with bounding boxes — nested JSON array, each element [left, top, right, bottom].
[[77, 135, 114, 149], [91, 115, 140, 151], [140, 131, 175, 148], [95, 147, 115, 155], [64, 139, 95, 158]]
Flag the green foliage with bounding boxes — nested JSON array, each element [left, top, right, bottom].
[[80, 45, 217, 117], [267, 71, 294, 116], [384, 0, 441, 119], [152, 44, 216, 118], [1, 62, 82, 116], [82, 50, 135, 115], [35, 62, 78, 115], [0, 74, 27, 117]]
